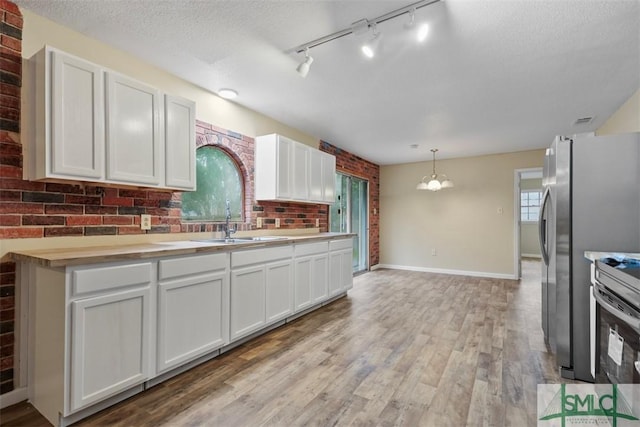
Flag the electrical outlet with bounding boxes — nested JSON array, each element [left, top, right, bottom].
[[140, 214, 151, 230], [497, 207, 504, 215], [256, 217, 262, 228], [431, 248, 437, 256], [316, 218, 319, 227], [275, 218, 280, 228]]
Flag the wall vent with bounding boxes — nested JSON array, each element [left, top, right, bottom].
[[574, 117, 594, 125]]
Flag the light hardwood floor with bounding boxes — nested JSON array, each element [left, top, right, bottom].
[[1, 260, 569, 426]]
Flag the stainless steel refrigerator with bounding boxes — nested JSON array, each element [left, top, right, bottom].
[[539, 132, 640, 382]]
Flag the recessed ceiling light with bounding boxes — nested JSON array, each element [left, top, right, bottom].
[[218, 89, 238, 100]]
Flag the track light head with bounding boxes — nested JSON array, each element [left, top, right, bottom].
[[404, 8, 416, 29], [361, 25, 382, 59], [417, 23, 430, 42], [296, 48, 314, 78]]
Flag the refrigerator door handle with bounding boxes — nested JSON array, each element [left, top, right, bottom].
[[538, 187, 551, 266]]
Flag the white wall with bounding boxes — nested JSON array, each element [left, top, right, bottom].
[[379, 150, 544, 278], [597, 89, 640, 135]]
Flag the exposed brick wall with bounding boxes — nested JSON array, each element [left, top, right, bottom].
[[320, 141, 380, 266], [0, 0, 21, 395]]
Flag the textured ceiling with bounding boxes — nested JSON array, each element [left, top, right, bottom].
[[14, 0, 640, 165]]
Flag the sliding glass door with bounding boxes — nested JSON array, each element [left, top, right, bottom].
[[330, 173, 368, 273]]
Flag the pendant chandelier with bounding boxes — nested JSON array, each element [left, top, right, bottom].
[[416, 149, 454, 191]]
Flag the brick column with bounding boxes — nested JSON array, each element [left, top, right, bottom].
[[0, 0, 22, 395]]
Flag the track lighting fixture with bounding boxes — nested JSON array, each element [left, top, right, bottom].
[[296, 48, 314, 78], [404, 8, 416, 29], [405, 7, 430, 42], [288, 0, 440, 73], [417, 23, 430, 42], [361, 24, 381, 59]]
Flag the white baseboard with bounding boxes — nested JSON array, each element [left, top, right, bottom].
[[370, 264, 381, 271], [0, 387, 28, 409], [522, 253, 542, 259], [375, 264, 518, 280]]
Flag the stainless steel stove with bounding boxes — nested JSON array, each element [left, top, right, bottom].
[[593, 259, 640, 383]]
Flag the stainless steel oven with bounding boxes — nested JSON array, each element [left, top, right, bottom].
[[593, 260, 640, 384]]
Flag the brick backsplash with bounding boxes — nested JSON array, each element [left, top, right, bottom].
[[0, 0, 381, 396]]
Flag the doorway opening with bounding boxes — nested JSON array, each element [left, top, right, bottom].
[[329, 173, 369, 274], [514, 167, 543, 279]]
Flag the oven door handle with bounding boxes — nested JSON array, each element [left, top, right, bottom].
[[593, 283, 640, 335]]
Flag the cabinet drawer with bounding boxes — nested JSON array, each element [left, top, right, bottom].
[[232, 245, 293, 269], [72, 262, 152, 297], [329, 238, 353, 251], [294, 241, 328, 257], [159, 252, 228, 281]]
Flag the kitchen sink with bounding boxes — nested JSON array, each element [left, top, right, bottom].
[[193, 236, 288, 244]]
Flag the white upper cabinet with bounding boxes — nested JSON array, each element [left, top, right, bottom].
[[310, 150, 336, 203], [106, 72, 161, 186], [321, 153, 336, 203], [255, 134, 336, 204], [27, 46, 195, 191], [164, 95, 196, 190], [292, 142, 309, 200], [255, 133, 293, 200], [33, 48, 105, 181]]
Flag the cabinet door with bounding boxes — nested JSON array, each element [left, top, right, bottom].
[[309, 150, 323, 202], [106, 72, 161, 186], [328, 251, 343, 297], [311, 254, 329, 303], [265, 260, 293, 323], [50, 50, 105, 180], [164, 95, 195, 190], [292, 143, 309, 200], [70, 287, 150, 411], [275, 137, 292, 199], [294, 257, 313, 312], [157, 271, 228, 373], [340, 249, 354, 291], [230, 266, 266, 341], [322, 153, 336, 203]]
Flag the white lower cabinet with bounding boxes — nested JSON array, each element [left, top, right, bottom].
[[294, 241, 329, 311], [70, 287, 151, 412], [312, 255, 330, 303], [230, 265, 266, 341], [230, 245, 293, 341], [23, 236, 352, 426], [329, 238, 354, 296], [156, 253, 229, 373], [265, 260, 293, 322]]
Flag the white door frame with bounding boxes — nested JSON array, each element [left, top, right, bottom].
[[513, 167, 543, 279]]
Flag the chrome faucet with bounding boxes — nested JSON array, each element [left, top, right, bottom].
[[224, 199, 237, 239]]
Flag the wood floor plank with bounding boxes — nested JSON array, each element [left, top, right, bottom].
[[1, 260, 576, 427]]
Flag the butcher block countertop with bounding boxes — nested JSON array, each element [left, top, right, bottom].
[[10, 232, 355, 268]]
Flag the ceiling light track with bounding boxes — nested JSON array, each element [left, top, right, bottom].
[[289, 0, 441, 54]]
